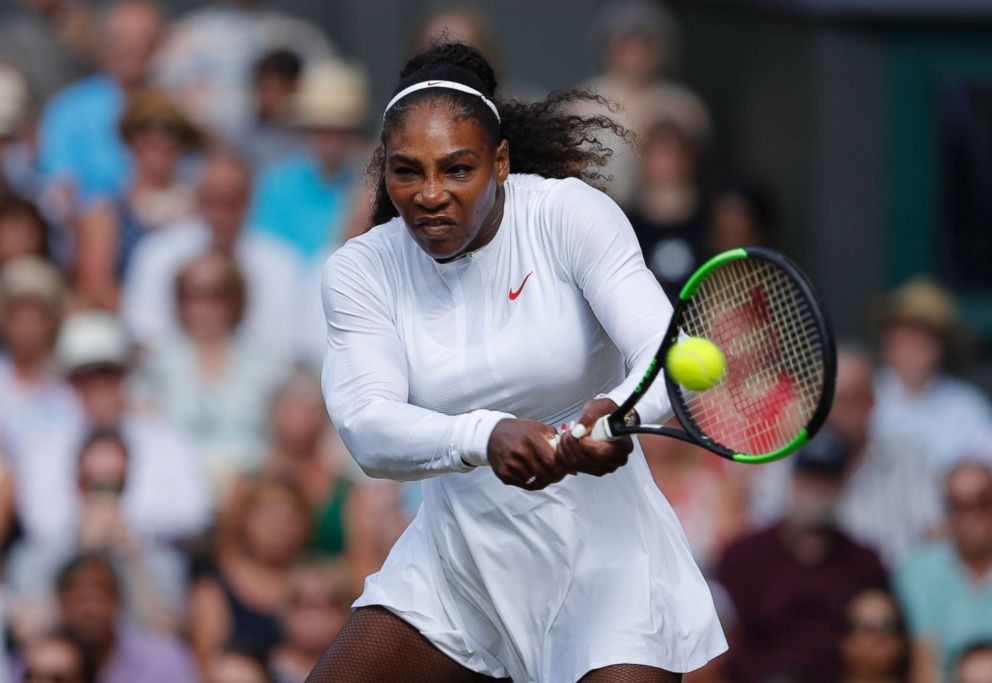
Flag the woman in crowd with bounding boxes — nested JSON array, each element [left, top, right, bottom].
[[139, 250, 291, 495], [76, 88, 202, 309], [269, 559, 356, 683], [838, 586, 910, 683], [188, 479, 312, 667]]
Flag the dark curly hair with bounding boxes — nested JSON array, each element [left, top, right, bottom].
[[368, 42, 631, 227]]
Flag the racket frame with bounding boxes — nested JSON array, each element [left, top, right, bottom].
[[603, 247, 836, 464]]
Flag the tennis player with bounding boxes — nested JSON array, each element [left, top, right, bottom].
[[309, 43, 727, 683]]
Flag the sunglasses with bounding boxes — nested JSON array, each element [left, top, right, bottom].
[[843, 618, 901, 637]]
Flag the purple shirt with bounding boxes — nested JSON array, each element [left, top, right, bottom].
[[715, 523, 887, 683], [11, 629, 201, 683]]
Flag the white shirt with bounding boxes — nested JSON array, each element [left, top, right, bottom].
[[121, 217, 302, 355], [2, 400, 212, 543], [321, 174, 673, 479], [872, 368, 992, 472]]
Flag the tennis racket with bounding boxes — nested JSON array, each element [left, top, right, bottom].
[[572, 247, 836, 464]]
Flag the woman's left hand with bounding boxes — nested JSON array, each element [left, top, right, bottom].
[[554, 397, 634, 477]]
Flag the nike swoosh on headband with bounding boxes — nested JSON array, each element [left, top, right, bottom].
[[383, 80, 501, 122]]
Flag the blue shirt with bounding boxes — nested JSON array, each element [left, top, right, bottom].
[[248, 153, 352, 262], [895, 540, 992, 677], [38, 74, 132, 203]]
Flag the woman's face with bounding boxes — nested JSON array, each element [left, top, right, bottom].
[[130, 127, 186, 183], [0, 213, 45, 265], [384, 104, 508, 261], [271, 384, 325, 452], [1, 298, 58, 361], [282, 569, 350, 652], [840, 591, 905, 679], [242, 488, 309, 566], [177, 258, 239, 341], [881, 321, 944, 389]]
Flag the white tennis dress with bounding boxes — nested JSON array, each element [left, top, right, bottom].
[[321, 174, 727, 682]]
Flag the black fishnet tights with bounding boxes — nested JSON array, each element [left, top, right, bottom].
[[304, 606, 682, 683], [304, 606, 509, 683], [579, 664, 683, 682]]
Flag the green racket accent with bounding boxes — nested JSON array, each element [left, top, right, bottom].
[[679, 248, 748, 301], [634, 357, 659, 395], [731, 429, 809, 464]]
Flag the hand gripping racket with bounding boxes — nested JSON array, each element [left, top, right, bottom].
[[573, 247, 836, 464]]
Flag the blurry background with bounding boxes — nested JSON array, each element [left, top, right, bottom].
[[0, 1, 991, 683]]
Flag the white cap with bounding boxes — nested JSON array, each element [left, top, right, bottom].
[[55, 311, 131, 375]]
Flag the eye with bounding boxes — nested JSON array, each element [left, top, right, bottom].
[[390, 166, 417, 178], [448, 165, 474, 177]]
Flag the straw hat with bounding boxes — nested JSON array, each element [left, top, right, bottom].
[[878, 276, 963, 339], [55, 311, 132, 375], [119, 88, 205, 149], [287, 61, 369, 130]]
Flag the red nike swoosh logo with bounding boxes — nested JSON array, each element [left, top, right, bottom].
[[509, 271, 533, 300], [426, 80, 443, 86]]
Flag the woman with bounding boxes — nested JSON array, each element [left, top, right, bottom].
[[269, 559, 356, 683], [139, 250, 290, 495], [188, 479, 311, 668], [838, 586, 910, 683], [76, 88, 201, 309], [310, 43, 726, 682]]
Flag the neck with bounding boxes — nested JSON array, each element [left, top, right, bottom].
[[961, 549, 992, 581], [780, 521, 833, 565], [272, 440, 318, 463], [12, 352, 49, 380], [132, 170, 174, 194]]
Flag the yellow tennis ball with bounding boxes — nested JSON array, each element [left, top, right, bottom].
[[666, 337, 726, 391]]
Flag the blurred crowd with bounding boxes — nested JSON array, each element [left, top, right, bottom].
[[0, 1, 989, 683]]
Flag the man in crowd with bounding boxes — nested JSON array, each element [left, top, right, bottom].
[[749, 346, 942, 567], [897, 460, 992, 683], [122, 152, 300, 355], [54, 553, 200, 682], [717, 431, 887, 683], [5, 310, 210, 544], [37, 0, 163, 208]]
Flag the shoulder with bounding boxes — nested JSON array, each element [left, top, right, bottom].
[[327, 219, 407, 275], [897, 539, 955, 579], [241, 233, 300, 274], [117, 629, 197, 671], [128, 220, 206, 272], [507, 173, 614, 212], [935, 375, 992, 408], [46, 75, 114, 113]]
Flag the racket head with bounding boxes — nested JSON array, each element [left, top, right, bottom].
[[664, 247, 836, 463]]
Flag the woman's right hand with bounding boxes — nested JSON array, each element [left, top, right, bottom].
[[487, 418, 571, 490]]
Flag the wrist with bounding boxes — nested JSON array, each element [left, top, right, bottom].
[[451, 410, 514, 469]]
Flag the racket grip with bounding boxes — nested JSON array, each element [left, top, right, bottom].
[[547, 416, 616, 449]]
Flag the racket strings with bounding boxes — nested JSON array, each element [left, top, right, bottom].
[[676, 258, 825, 455]]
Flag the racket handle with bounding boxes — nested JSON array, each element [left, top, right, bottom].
[[547, 416, 617, 449]]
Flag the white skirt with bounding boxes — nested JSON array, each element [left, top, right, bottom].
[[353, 442, 728, 683]]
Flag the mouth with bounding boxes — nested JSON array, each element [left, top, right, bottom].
[[414, 216, 458, 239]]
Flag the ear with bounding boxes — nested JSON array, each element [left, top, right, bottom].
[[494, 139, 510, 184]]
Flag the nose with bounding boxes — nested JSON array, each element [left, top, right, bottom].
[[415, 173, 449, 211]]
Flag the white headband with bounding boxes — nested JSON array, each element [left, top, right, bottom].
[[383, 80, 500, 123]]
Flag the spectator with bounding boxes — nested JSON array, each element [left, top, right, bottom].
[[749, 347, 943, 567], [122, 152, 300, 355], [707, 182, 775, 255], [3, 310, 211, 544], [37, 0, 164, 209], [578, 0, 710, 205], [410, 3, 544, 102], [7, 428, 189, 634], [269, 558, 355, 683], [0, 0, 95, 104], [716, 433, 887, 683], [188, 479, 311, 666], [153, 0, 336, 142], [957, 643, 992, 683], [54, 553, 201, 683], [75, 89, 203, 310], [896, 461, 992, 683], [0, 257, 72, 545], [0, 63, 41, 202], [873, 277, 992, 471], [17, 630, 96, 683], [625, 116, 707, 299], [248, 60, 368, 264], [139, 251, 291, 494], [241, 49, 306, 169], [0, 197, 50, 267], [839, 586, 910, 683], [205, 650, 274, 683]]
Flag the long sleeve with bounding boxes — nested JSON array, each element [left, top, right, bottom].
[[320, 245, 513, 481], [549, 179, 675, 424]]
